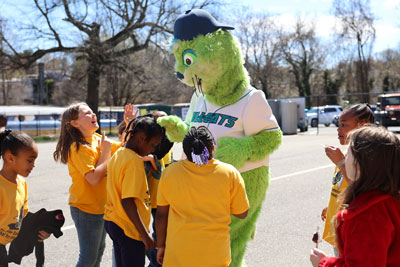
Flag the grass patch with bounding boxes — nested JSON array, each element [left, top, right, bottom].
[[32, 135, 59, 143]]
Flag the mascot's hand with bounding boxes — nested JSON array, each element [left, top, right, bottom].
[[157, 115, 188, 143], [215, 137, 252, 169]]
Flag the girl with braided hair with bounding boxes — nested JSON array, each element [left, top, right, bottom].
[[155, 126, 249, 267], [104, 115, 164, 267]]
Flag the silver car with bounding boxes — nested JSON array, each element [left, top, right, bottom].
[[306, 105, 343, 127]]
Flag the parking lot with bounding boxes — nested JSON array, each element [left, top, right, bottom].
[[6, 125, 400, 266]]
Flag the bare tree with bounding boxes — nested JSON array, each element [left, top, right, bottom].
[[133, 46, 192, 104], [375, 48, 400, 92], [0, 17, 14, 105], [51, 55, 87, 106], [99, 44, 191, 106], [279, 18, 325, 108], [0, 0, 218, 114], [235, 11, 282, 98], [333, 0, 375, 103]]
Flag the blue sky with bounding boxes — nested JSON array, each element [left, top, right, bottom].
[[1, 0, 399, 54], [229, 0, 400, 53]]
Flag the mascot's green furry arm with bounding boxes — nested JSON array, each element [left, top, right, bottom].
[[158, 9, 282, 267]]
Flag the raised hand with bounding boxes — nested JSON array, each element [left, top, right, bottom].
[[100, 131, 112, 153], [324, 145, 344, 166], [124, 104, 138, 124]]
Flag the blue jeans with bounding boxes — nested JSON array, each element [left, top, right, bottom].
[[70, 206, 106, 267], [147, 208, 161, 267]]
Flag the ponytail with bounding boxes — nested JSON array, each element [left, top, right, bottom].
[[183, 126, 214, 166], [0, 130, 34, 158], [346, 103, 375, 124]]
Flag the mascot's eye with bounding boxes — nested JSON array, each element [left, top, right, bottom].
[[182, 50, 197, 67]]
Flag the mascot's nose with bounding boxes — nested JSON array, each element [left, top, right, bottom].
[[176, 72, 184, 80]]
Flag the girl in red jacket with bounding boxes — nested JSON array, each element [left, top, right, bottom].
[[310, 126, 400, 267]]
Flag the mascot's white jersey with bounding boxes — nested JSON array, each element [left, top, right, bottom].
[[184, 87, 280, 173]]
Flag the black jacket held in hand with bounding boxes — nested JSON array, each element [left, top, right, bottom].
[[8, 209, 65, 267]]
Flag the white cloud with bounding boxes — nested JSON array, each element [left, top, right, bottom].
[[272, 13, 336, 39], [374, 22, 400, 51], [382, 0, 400, 9], [315, 15, 336, 38]]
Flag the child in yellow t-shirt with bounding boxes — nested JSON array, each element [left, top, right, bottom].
[[53, 103, 135, 267], [117, 120, 127, 142], [155, 126, 249, 267], [143, 111, 174, 267], [321, 104, 375, 254], [0, 130, 50, 266], [104, 116, 164, 267]]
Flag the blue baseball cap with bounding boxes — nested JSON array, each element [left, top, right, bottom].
[[174, 9, 234, 41]]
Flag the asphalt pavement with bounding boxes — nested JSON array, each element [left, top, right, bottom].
[[6, 125, 400, 266]]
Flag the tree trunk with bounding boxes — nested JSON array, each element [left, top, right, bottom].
[[86, 63, 101, 116], [1, 69, 7, 105], [357, 39, 370, 103], [260, 78, 269, 99]]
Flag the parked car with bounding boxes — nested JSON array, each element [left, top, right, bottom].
[[306, 105, 343, 127], [374, 94, 400, 127]]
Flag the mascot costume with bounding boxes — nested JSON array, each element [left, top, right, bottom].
[[158, 9, 282, 266]]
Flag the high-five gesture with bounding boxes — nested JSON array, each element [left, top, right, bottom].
[[124, 104, 138, 124]]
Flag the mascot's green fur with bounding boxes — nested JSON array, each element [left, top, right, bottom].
[[158, 9, 282, 266]]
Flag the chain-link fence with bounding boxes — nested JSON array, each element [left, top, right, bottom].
[[0, 103, 189, 137], [303, 91, 399, 109], [1, 91, 398, 137]]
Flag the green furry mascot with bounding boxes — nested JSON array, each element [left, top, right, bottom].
[[158, 9, 282, 266]]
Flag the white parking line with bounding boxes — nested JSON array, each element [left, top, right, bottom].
[[61, 225, 75, 231], [271, 164, 334, 181], [60, 164, 335, 232]]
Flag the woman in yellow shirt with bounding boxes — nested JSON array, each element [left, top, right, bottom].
[[53, 103, 135, 267], [156, 126, 249, 267], [104, 116, 164, 267]]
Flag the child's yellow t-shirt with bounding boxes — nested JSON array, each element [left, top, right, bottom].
[[0, 175, 28, 245], [104, 147, 151, 241], [157, 159, 249, 267], [148, 150, 173, 209], [322, 165, 349, 246], [67, 133, 121, 215]]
